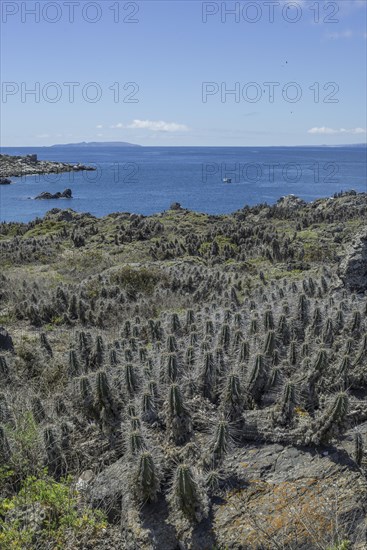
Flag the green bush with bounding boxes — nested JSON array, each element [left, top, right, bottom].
[[0, 471, 106, 549]]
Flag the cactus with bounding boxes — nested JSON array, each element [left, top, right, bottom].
[[298, 293, 309, 325], [130, 416, 141, 431], [264, 308, 274, 330], [222, 373, 243, 420], [125, 348, 133, 362], [200, 352, 217, 402], [277, 315, 290, 345], [142, 391, 158, 424], [205, 320, 214, 336], [185, 346, 195, 369], [220, 324, 231, 352], [247, 354, 266, 406], [322, 318, 334, 346], [314, 348, 328, 374], [275, 382, 296, 426], [96, 371, 113, 408], [351, 310, 362, 333], [128, 430, 146, 455], [289, 341, 297, 366], [125, 364, 138, 396], [314, 392, 349, 445], [186, 309, 195, 329], [133, 451, 160, 503], [263, 330, 276, 357], [43, 426, 63, 478], [210, 419, 231, 464], [239, 340, 250, 363], [169, 463, 208, 522], [166, 383, 192, 445], [166, 335, 177, 353], [170, 313, 181, 334], [163, 353, 178, 383], [354, 432, 363, 466]]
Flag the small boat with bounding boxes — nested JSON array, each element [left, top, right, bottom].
[[223, 177, 232, 183]]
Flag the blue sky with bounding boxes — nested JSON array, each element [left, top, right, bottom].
[[1, 0, 366, 146]]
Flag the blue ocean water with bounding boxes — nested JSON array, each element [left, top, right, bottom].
[[0, 146, 366, 223]]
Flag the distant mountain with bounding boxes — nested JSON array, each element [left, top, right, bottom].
[[50, 141, 141, 148]]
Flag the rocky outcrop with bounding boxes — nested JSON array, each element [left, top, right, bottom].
[[35, 189, 72, 200], [0, 327, 14, 352], [339, 229, 367, 292], [276, 194, 306, 209], [0, 153, 95, 178]]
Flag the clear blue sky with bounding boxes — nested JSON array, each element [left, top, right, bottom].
[[1, 0, 366, 146]]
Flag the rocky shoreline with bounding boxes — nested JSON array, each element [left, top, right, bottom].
[[0, 153, 95, 179]]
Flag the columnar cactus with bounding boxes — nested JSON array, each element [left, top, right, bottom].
[[142, 391, 158, 424], [125, 364, 138, 397], [200, 352, 217, 402], [220, 324, 231, 352], [263, 330, 276, 357], [43, 426, 63, 478], [222, 373, 243, 420], [210, 419, 231, 464], [264, 308, 274, 330], [314, 392, 349, 444], [166, 383, 192, 445], [133, 451, 160, 503], [169, 463, 208, 522], [128, 430, 146, 455]]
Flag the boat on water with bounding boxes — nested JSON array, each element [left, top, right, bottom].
[[223, 177, 232, 183]]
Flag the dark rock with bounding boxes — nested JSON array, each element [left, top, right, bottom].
[[25, 154, 38, 164], [35, 189, 72, 200], [338, 229, 367, 292], [170, 202, 183, 211], [0, 178, 12, 185], [0, 327, 14, 352]]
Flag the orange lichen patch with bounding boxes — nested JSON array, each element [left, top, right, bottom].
[[294, 406, 309, 417], [214, 476, 355, 549]]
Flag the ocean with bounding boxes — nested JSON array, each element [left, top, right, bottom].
[[1, 146, 366, 223]]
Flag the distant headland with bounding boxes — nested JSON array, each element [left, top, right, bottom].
[[50, 141, 141, 148]]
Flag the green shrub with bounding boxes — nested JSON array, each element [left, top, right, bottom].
[[0, 471, 106, 549]]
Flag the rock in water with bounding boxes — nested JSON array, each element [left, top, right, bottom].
[[0, 327, 14, 352], [339, 229, 367, 292], [35, 189, 72, 200], [0, 178, 12, 185]]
